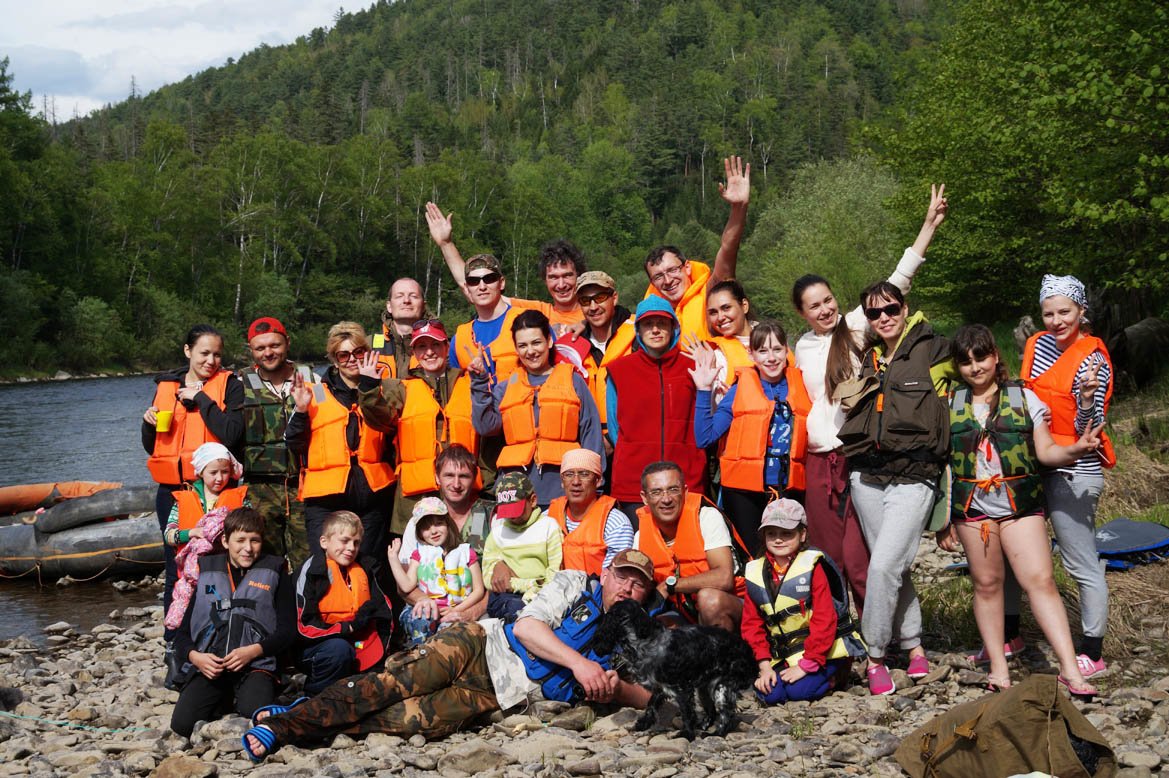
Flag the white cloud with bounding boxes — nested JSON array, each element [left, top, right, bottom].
[[0, 0, 350, 118]]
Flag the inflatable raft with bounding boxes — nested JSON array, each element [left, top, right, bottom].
[[0, 485, 163, 580]]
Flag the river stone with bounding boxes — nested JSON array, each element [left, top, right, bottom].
[[566, 757, 601, 775], [829, 740, 865, 764], [1117, 748, 1162, 768], [153, 754, 218, 778], [123, 751, 156, 774], [437, 737, 515, 773], [501, 732, 581, 762], [550, 706, 596, 731]]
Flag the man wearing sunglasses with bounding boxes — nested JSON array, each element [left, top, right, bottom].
[[640, 156, 750, 341]]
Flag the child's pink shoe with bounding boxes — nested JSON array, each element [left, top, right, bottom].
[[907, 654, 930, 679], [867, 663, 895, 696]]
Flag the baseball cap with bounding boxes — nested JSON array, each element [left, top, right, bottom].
[[609, 549, 655, 581], [248, 317, 287, 341], [410, 319, 449, 346], [575, 271, 617, 293], [494, 472, 535, 520], [758, 498, 807, 533], [411, 496, 449, 522], [466, 254, 503, 275], [634, 295, 678, 324]]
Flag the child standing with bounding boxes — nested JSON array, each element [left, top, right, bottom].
[[482, 472, 563, 621], [169, 508, 294, 738], [295, 510, 395, 694], [387, 498, 485, 644], [742, 499, 866, 704], [165, 442, 248, 551]]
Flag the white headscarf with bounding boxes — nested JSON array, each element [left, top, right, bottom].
[[190, 442, 244, 480], [1039, 274, 1088, 309]]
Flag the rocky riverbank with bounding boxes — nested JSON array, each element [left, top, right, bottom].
[[3, 572, 1169, 777]]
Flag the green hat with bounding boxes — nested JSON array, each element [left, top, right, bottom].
[[466, 254, 502, 275], [494, 472, 535, 520]]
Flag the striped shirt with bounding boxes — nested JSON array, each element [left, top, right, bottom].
[[1026, 332, 1111, 477], [559, 506, 635, 570]]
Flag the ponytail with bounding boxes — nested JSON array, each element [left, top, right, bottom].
[[825, 316, 861, 399]]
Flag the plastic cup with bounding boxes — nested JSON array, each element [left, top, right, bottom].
[[155, 410, 174, 432]]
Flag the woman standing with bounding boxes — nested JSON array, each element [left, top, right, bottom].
[[471, 310, 603, 508], [698, 280, 756, 403], [837, 282, 957, 695], [143, 324, 244, 617], [940, 324, 1099, 696], [691, 320, 810, 554], [287, 322, 395, 577], [1015, 275, 1114, 679], [790, 184, 948, 617]]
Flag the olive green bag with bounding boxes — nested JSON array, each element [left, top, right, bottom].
[[894, 674, 1115, 778]]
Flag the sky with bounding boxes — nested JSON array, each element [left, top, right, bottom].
[[0, 0, 352, 119]]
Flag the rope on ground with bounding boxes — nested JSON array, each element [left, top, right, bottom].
[[0, 709, 154, 734]]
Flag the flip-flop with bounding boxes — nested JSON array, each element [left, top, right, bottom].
[[241, 725, 277, 763], [250, 696, 308, 725], [1057, 675, 1096, 701]]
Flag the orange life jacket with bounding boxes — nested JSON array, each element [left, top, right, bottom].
[[455, 306, 523, 385], [172, 485, 248, 533], [720, 366, 812, 491], [317, 557, 372, 623], [710, 336, 753, 388], [146, 370, 232, 485], [590, 321, 636, 428], [496, 363, 582, 469], [548, 495, 616, 577], [642, 261, 712, 341], [374, 325, 419, 379], [1021, 332, 1116, 468], [397, 375, 479, 496], [636, 493, 711, 582], [299, 383, 395, 499]]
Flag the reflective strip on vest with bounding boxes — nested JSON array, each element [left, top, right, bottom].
[[146, 371, 232, 485]]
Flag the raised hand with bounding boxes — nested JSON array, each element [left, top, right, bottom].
[[717, 156, 750, 206], [290, 370, 312, 413], [467, 344, 488, 376], [425, 201, 454, 247], [924, 183, 948, 230], [687, 343, 720, 391], [1078, 357, 1103, 408], [357, 349, 383, 380], [678, 331, 703, 361]]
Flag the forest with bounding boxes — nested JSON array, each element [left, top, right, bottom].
[[0, 0, 1164, 373]]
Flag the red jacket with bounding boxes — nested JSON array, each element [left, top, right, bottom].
[[740, 557, 836, 669], [606, 347, 706, 502]]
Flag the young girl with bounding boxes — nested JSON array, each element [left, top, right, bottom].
[[692, 319, 810, 553], [165, 443, 248, 550], [387, 498, 485, 644], [938, 324, 1101, 697], [742, 499, 866, 704]]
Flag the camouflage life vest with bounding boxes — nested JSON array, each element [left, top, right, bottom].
[[949, 381, 1042, 519], [240, 364, 313, 477]]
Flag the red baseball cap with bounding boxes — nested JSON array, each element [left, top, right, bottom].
[[248, 317, 287, 341], [410, 319, 449, 346]]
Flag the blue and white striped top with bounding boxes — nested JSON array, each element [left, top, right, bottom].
[[1026, 332, 1111, 478]]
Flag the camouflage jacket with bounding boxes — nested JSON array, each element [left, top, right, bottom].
[[240, 363, 316, 478]]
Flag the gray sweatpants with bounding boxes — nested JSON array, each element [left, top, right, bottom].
[[850, 475, 934, 659], [1003, 472, 1107, 638]]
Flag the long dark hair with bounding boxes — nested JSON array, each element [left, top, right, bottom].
[[510, 309, 554, 371], [791, 275, 859, 398], [951, 324, 1009, 385], [707, 279, 755, 321]]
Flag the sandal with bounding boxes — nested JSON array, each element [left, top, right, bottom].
[[1057, 675, 1097, 701], [241, 725, 277, 763], [986, 674, 1012, 693], [250, 696, 308, 725]]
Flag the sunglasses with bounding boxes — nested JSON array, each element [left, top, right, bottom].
[[411, 318, 443, 331], [466, 272, 502, 287], [577, 290, 614, 306], [334, 347, 370, 363], [864, 303, 903, 321]]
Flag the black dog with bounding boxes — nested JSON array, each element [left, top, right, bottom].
[[593, 599, 757, 739]]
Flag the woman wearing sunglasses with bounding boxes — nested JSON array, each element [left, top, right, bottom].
[[690, 319, 809, 555], [837, 281, 958, 695], [787, 184, 948, 634], [287, 322, 395, 575]]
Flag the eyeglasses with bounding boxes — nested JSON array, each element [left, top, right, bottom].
[[334, 347, 370, 363], [645, 485, 683, 500], [611, 567, 649, 592], [864, 303, 903, 321], [466, 272, 502, 287], [648, 264, 685, 287], [560, 470, 598, 482], [578, 290, 614, 306]]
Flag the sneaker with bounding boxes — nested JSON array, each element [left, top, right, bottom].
[[907, 654, 930, 679], [867, 663, 895, 696], [1075, 654, 1107, 679], [966, 636, 1025, 665]]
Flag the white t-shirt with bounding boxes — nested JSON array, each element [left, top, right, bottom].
[[632, 506, 731, 551]]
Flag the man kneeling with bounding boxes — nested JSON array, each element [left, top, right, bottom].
[[242, 549, 662, 761]]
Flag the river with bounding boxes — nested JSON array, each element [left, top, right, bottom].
[[0, 375, 159, 642]]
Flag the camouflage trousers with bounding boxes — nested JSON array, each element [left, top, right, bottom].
[[264, 621, 498, 742], [248, 479, 310, 571]]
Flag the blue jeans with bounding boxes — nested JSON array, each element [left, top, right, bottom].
[[299, 638, 356, 695], [486, 592, 526, 622], [399, 605, 439, 646], [756, 659, 847, 705]]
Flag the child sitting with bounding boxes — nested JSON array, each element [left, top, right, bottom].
[[387, 498, 485, 645], [294, 510, 395, 694], [742, 499, 866, 704], [482, 472, 563, 622], [169, 507, 294, 738]]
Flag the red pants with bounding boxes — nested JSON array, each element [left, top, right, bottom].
[[803, 450, 870, 615]]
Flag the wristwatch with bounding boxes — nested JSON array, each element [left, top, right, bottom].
[[664, 575, 678, 596]]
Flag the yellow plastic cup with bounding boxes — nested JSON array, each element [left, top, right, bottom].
[[155, 410, 174, 432]]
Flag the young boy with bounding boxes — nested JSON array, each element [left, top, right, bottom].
[[169, 507, 295, 738], [294, 510, 395, 694], [482, 472, 563, 621]]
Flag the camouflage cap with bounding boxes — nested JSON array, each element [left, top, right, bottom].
[[575, 270, 616, 293], [466, 254, 503, 275], [494, 472, 535, 520]]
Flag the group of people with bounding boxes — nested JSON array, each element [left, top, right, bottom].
[[138, 160, 1117, 757]]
